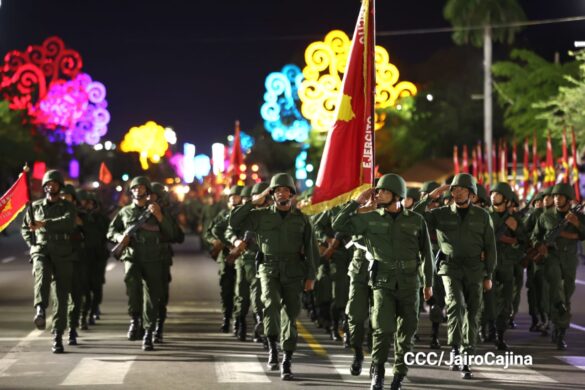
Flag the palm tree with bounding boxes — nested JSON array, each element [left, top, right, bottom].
[[444, 0, 526, 178]]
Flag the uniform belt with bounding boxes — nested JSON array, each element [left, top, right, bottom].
[[377, 259, 418, 270], [263, 254, 301, 262], [40, 233, 71, 241], [133, 236, 160, 245]]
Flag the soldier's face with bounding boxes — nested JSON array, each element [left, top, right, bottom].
[[554, 194, 569, 209], [273, 187, 293, 207], [533, 199, 543, 209], [490, 192, 505, 206], [403, 197, 414, 209], [228, 194, 242, 207], [43, 181, 60, 196], [131, 184, 147, 200], [543, 195, 553, 207], [451, 186, 471, 205], [375, 189, 393, 205]]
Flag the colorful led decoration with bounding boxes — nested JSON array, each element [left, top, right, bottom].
[[193, 155, 212, 182], [120, 121, 169, 170], [298, 30, 417, 132], [183, 143, 196, 183], [212, 143, 226, 175], [33, 73, 110, 145], [0, 36, 83, 113], [228, 130, 255, 153], [261, 64, 310, 142]]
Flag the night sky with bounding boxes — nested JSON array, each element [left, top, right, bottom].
[[1, 0, 584, 156]]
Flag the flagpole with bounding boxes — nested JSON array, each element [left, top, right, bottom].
[[370, 0, 376, 185], [23, 163, 36, 247]]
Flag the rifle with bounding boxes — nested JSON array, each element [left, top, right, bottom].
[[226, 230, 255, 263], [111, 209, 153, 260], [523, 203, 585, 265]]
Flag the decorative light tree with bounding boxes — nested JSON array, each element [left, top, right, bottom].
[[120, 121, 169, 170]]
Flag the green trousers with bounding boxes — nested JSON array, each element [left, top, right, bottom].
[[533, 263, 550, 322], [84, 247, 107, 317], [493, 263, 514, 332], [346, 259, 371, 348], [370, 285, 419, 376], [330, 252, 350, 321], [511, 260, 524, 318], [234, 259, 262, 318], [33, 254, 73, 333], [217, 257, 236, 318], [67, 259, 89, 329], [124, 260, 163, 330], [159, 259, 172, 320], [545, 253, 578, 329], [441, 272, 483, 354]]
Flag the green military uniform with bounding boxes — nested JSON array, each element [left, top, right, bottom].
[[333, 174, 434, 390], [151, 182, 185, 343], [312, 211, 334, 332], [230, 173, 318, 381], [531, 183, 585, 350], [107, 176, 174, 351], [509, 192, 525, 329], [420, 174, 496, 379], [485, 183, 527, 350], [21, 170, 76, 353]]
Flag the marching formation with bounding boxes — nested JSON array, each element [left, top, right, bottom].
[[19, 168, 584, 390]]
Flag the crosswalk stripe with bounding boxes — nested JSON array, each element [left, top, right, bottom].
[[0, 328, 43, 377], [60, 356, 136, 386], [556, 356, 585, 371], [330, 354, 371, 384], [297, 320, 327, 357], [215, 358, 271, 383], [1, 256, 16, 264], [575, 279, 585, 286], [569, 322, 585, 332], [475, 365, 557, 384], [105, 261, 117, 272]]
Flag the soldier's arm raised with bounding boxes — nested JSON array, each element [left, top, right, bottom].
[[331, 201, 367, 235], [229, 202, 257, 231]]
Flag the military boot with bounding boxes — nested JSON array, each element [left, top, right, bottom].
[[34, 305, 45, 330], [233, 317, 240, 337], [390, 373, 404, 390], [238, 316, 247, 342], [487, 321, 496, 342], [331, 320, 342, 341], [350, 347, 364, 376], [495, 330, 509, 351], [556, 328, 567, 350], [88, 313, 96, 326], [529, 315, 540, 332], [342, 319, 351, 349], [80, 312, 89, 330], [449, 346, 460, 371], [370, 363, 385, 390], [430, 322, 441, 349], [127, 315, 141, 341], [68, 328, 78, 346], [280, 351, 294, 381], [460, 362, 473, 380], [253, 312, 263, 343], [267, 336, 279, 370], [508, 316, 517, 329], [52, 331, 64, 354], [154, 319, 164, 344], [142, 329, 154, 351], [220, 316, 230, 333]]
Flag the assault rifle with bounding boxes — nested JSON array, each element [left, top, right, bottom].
[[523, 203, 585, 265], [111, 209, 153, 260], [226, 231, 255, 264]]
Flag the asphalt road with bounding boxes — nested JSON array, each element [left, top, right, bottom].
[[0, 226, 584, 390]]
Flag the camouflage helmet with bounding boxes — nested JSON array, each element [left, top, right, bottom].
[[129, 176, 151, 192], [490, 182, 514, 200], [269, 173, 296, 194], [375, 173, 407, 199], [551, 182, 576, 200], [241, 185, 253, 198], [42, 169, 64, 187], [420, 181, 440, 194], [60, 183, 77, 200], [75, 189, 89, 201], [450, 173, 477, 195], [229, 185, 244, 196], [476, 183, 490, 206], [150, 182, 167, 199], [251, 181, 270, 196], [406, 187, 420, 202]]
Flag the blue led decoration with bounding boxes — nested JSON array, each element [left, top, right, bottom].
[[229, 130, 255, 154], [261, 64, 310, 143]]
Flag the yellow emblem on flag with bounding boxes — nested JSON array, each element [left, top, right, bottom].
[[3, 198, 12, 212], [336, 94, 356, 122]]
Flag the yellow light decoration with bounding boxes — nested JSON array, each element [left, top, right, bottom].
[[120, 121, 169, 170], [298, 30, 417, 132]]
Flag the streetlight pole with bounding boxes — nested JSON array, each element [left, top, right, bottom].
[[484, 25, 493, 181]]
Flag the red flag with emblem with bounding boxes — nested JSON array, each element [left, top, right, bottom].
[[571, 128, 581, 201], [304, 0, 375, 214], [0, 169, 30, 232], [99, 162, 112, 184]]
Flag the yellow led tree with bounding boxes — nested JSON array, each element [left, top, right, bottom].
[[120, 121, 169, 170], [299, 30, 417, 132]]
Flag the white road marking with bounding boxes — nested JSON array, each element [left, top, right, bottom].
[[569, 322, 585, 332], [215, 358, 271, 383], [60, 356, 136, 386], [475, 365, 557, 384], [576, 279, 585, 286], [106, 262, 117, 272], [556, 356, 585, 371], [0, 329, 44, 377], [1, 256, 16, 264]]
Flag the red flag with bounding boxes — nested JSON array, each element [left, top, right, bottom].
[[562, 128, 569, 183], [471, 148, 478, 179], [453, 145, 460, 175], [228, 120, 244, 185], [0, 169, 30, 232], [571, 128, 581, 201], [305, 0, 375, 213], [476, 142, 484, 184], [99, 162, 112, 184], [462, 145, 469, 173], [492, 143, 498, 185], [32, 161, 46, 180], [523, 138, 529, 199], [545, 130, 555, 187], [512, 140, 517, 189], [532, 132, 539, 191]]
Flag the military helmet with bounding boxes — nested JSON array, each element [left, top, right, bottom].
[[450, 173, 477, 195], [241, 185, 253, 198], [510, 192, 520, 207], [476, 183, 490, 206], [229, 185, 244, 196], [129, 176, 151, 192], [490, 182, 514, 200], [151, 182, 167, 199], [375, 173, 407, 199], [42, 169, 64, 187], [251, 181, 270, 196], [531, 192, 544, 204], [551, 182, 576, 200], [406, 187, 420, 202], [60, 184, 77, 200], [269, 173, 296, 194], [75, 189, 89, 201], [543, 186, 554, 196], [420, 181, 440, 194]]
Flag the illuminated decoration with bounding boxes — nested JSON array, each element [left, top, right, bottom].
[[170, 153, 184, 181], [193, 155, 211, 182], [183, 143, 196, 183], [228, 130, 255, 153], [298, 30, 417, 132], [120, 121, 169, 170], [32, 161, 47, 180], [69, 159, 79, 179], [0, 36, 82, 113], [33, 73, 110, 145], [212, 143, 226, 175], [165, 127, 177, 145], [295, 147, 309, 181], [261, 64, 310, 142]]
